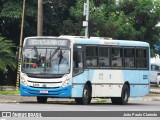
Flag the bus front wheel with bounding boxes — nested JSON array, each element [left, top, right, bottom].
[[75, 84, 92, 105], [37, 97, 47, 103]]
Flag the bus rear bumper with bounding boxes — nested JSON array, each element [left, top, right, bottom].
[[20, 84, 71, 97]]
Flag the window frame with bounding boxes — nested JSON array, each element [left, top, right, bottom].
[[98, 46, 111, 68], [85, 45, 99, 68], [80, 44, 149, 70], [73, 44, 85, 76], [135, 47, 149, 70], [124, 47, 136, 69], [111, 46, 124, 68]]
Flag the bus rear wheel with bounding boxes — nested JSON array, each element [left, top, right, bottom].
[[111, 84, 129, 105], [75, 84, 92, 105], [37, 97, 47, 103]]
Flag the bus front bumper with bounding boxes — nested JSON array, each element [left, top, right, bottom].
[[20, 84, 71, 97]]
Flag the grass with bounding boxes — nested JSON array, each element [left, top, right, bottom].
[[95, 98, 107, 103], [0, 90, 20, 95]]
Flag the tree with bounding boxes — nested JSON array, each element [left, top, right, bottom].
[[118, 0, 160, 46], [0, 0, 37, 45], [62, 0, 110, 36], [62, 0, 160, 48], [0, 35, 16, 71], [0, 0, 72, 43], [43, 0, 77, 36]]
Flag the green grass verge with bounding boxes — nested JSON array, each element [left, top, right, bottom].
[[0, 90, 20, 95], [95, 98, 107, 103]]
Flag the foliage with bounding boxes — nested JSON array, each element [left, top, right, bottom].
[[62, 0, 110, 36], [118, 0, 160, 46], [43, 0, 68, 36], [62, 0, 160, 47], [0, 35, 16, 72], [0, 0, 37, 45]]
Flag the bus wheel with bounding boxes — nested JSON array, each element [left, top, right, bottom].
[[111, 84, 129, 105], [119, 84, 129, 105], [82, 84, 92, 105], [37, 97, 47, 103], [75, 84, 92, 105]]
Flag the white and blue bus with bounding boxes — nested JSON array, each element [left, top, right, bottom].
[[20, 36, 150, 105]]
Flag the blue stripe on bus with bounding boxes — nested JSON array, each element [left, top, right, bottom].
[[20, 84, 71, 97]]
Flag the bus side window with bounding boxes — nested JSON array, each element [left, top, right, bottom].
[[136, 48, 147, 68], [111, 47, 123, 67], [99, 47, 110, 67], [124, 48, 135, 68], [73, 50, 84, 76], [86, 46, 98, 67]]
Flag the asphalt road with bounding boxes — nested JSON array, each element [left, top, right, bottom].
[[0, 99, 160, 111], [1, 100, 160, 120], [0, 85, 160, 120]]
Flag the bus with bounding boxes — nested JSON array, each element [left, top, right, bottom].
[[20, 36, 150, 105]]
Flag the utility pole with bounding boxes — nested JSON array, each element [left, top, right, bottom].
[[37, 0, 43, 36], [83, 0, 89, 38], [16, 0, 26, 90]]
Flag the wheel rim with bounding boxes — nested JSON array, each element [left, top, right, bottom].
[[83, 87, 88, 100]]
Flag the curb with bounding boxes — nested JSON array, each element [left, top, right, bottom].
[[150, 91, 160, 94], [150, 90, 160, 94]]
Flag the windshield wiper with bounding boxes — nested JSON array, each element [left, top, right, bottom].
[[49, 47, 60, 63]]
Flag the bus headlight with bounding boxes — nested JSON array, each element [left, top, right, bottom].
[[62, 79, 70, 87], [20, 74, 27, 86], [21, 77, 27, 86]]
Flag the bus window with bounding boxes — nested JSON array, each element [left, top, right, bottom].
[[111, 47, 123, 67], [99, 47, 110, 67], [124, 48, 135, 68], [73, 49, 84, 75], [86, 46, 98, 67], [136, 48, 147, 69]]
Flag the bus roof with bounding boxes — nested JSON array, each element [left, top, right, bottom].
[[60, 35, 149, 47], [24, 36, 150, 47]]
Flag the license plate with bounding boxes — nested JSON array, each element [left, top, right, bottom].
[[40, 90, 48, 94]]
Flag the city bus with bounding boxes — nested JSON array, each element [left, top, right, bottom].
[[20, 36, 150, 105]]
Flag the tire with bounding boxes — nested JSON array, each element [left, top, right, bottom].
[[119, 84, 129, 105], [74, 84, 92, 105], [111, 84, 129, 105], [37, 97, 47, 103]]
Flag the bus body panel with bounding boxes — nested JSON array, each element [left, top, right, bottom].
[[72, 70, 89, 97], [72, 69, 123, 97], [20, 84, 71, 97], [123, 70, 150, 97], [90, 69, 123, 97], [72, 69, 150, 98]]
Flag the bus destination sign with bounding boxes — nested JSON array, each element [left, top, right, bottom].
[[26, 38, 70, 47]]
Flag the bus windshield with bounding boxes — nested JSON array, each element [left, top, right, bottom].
[[21, 46, 70, 76]]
